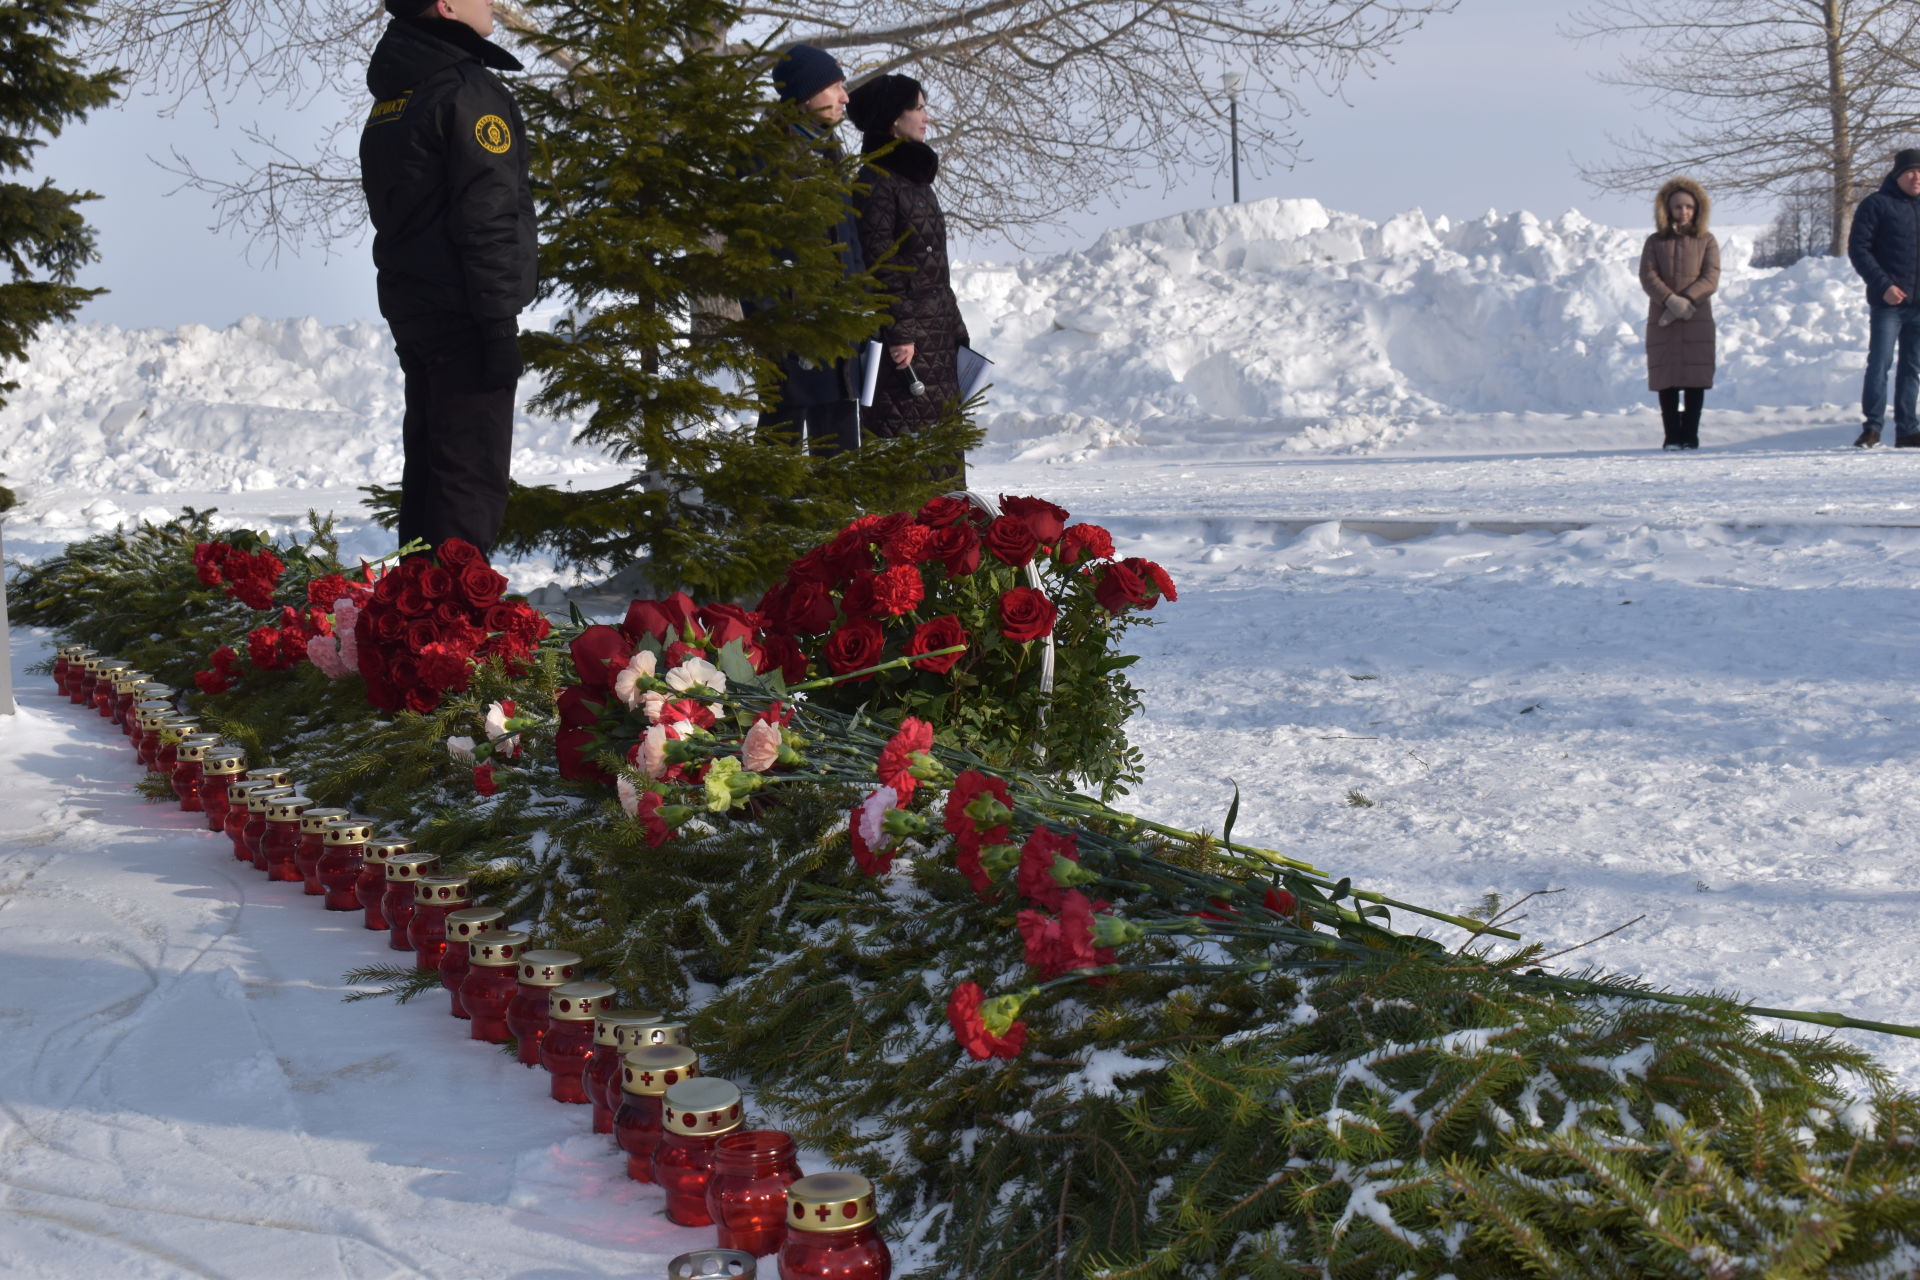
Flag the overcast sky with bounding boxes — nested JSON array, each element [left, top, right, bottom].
[[44, 0, 1787, 330]]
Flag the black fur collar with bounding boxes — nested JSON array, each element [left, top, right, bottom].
[[861, 137, 939, 185]]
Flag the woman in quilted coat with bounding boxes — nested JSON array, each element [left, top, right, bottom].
[[848, 73, 970, 482], [1639, 177, 1720, 450]]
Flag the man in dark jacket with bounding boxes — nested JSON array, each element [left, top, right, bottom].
[[359, 0, 537, 555], [1847, 148, 1920, 448], [757, 43, 865, 457]]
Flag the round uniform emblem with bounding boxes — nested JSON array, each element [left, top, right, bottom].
[[475, 114, 512, 154]]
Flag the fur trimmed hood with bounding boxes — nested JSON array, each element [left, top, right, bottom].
[[1654, 177, 1711, 236]]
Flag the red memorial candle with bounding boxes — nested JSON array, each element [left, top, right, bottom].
[[292, 806, 350, 894], [52, 645, 86, 694], [242, 784, 295, 869], [407, 873, 471, 971], [708, 1130, 804, 1258], [357, 837, 409, 931], [69, 654, 102, 705], [316, 817, 374, 911], [91, 662, 128, 716], [653, 1077, 744, 1228], [170, 734, 224, 811], [589, 1009, 662, 1133], [381, 852, 440, 951], [506, 949, 581, 1066], [260, 793, 313, 883], [130, 704, 172, 768], [439, 906, 505, 1019], [109, 670, 150, 727], [613, 1044, 700, 1183], [222, 780, 273, 858], [150, 716, 202, 779], [199, 749, 249, 832], [459, 930, 531, 1043], [539, 980, 617, 1103], [777, 1173, 891, 1280]]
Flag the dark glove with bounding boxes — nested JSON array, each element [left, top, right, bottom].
[[477, 324, 524, 391]]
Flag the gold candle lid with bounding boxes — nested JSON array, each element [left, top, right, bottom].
[[264, 794, 314, 822], [444, 905, 505, 942], [297, 806, 351, 834], [245, 785, 295, 813], [321, 817, 375, 845], [786, 1172, 879, 1233], [595, 1008, 663, 1047], [244, 766, 294, 787], [96, 663, 131, 683], [661, 1077, 743, 1137], [383, 851, 439, 882], [203, 749, 249, 776], [132, 679, 173, 698], [79, 653, 110, 672], [366, 836, 413, 861], [110, 670, 150, 694], [56, 643, 86, 660], [634, 1020, 689, 1048], [469, 929, 531, 967], [516, 949, 582, 987], [548, 980, 618, 1021], [134, 705, 174, 729], [413, 873, 470, 906], [225, 778, 274, 804], [176, 734, 226, 763], [157, 718, 200, 741], [621, 1044, 700, 1096]]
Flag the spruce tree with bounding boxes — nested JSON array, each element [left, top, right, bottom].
[[0, 0, 120, 402], [497, 0, 978, 600]]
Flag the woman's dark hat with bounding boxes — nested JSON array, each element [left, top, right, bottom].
[[848, 74, 924, 137]]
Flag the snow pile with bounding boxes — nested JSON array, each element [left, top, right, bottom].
[[961, 198, 1867, 448], [0, 314, 602, 497], [0, 198, 1879, 504]]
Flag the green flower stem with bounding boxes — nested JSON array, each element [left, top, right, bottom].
[[1510, 972, 1920, 1041], [789, 645, 967, 691]]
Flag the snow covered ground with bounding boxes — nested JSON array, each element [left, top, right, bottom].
[[6, 197, 1920, 1273]]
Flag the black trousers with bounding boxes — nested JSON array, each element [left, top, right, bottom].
[[1657, 387, 1706, 447], [758, 399, 859, 457], [396, 339, 515, 557]]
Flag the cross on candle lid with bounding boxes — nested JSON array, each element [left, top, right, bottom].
[[661, 1076, 743, 1136], [620, 1044, 698, 1095], [785, 1172, 879, 1233]]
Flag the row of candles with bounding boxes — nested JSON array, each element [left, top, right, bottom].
[[50, 645, 893, 1280]]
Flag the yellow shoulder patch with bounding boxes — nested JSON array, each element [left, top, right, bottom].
[[474, 114, 512, 155], [365, 92, 412, 127]]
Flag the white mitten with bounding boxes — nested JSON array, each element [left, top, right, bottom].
[[1663, 293, 1695, 321]]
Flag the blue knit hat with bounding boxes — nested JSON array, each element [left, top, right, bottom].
[[772, 44, 844, 105]]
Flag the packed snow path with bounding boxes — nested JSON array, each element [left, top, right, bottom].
[[0, 640, 690, 1278]]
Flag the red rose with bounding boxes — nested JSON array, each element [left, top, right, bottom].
[[372, 571, 403, 604], [457, 563, 507, 607], [915, 495, 974, 528], [195, 668, 233, 695], [871, 564, 925, 617], [1093, 560, 1148, 614], [784, 546, 834, 586], [876, 716, 934, 802], [372, 609, 407, 645], [823, 619, 886, 679], [1057, 523, 1115, 567], [758, 632, 809, 683], [434, 600, 469, 627], [782, 581, 839, 634], [620, 598, 674, 644], [403, 686, 442, 714], [931, 525, 980, 577], [839, 569, 878, 620], [1017, 827, 1081, 911], [404, 619, 439, 653], [569, 625, 632, 689], [983, 515, 1039, 567], [664, 640, 703, 668], [418, 565, 455, 602], [905, 615, 968, 674], [997, 587, 1057, 643], [472, 763, 498, 796], [659, 591, 703, 639], [998, 495, 1069, 546], [435, 538, 484, 572], [555, 684, 612, 783], [946, 982, 1026, 1060], [484, 602, 522, 634], [395, 583, 431, 619]]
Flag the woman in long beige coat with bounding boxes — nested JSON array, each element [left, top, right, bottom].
[[1639, 177, 1720, 449]]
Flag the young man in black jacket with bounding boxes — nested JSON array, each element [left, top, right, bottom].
[[1847, 147, 1920, 449], [359, 0, 537, 556]]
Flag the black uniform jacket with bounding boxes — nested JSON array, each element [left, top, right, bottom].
[[359, 17, 537, 347]]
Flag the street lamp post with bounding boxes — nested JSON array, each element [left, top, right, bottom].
[[1222, 72, 1244, 204]]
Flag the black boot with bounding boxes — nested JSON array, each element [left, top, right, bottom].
[[1681, 389, 1704, 449], [1658, 391, 1682, 450]]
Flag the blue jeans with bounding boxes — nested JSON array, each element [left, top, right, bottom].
[[1863, 304, 1920, 435]]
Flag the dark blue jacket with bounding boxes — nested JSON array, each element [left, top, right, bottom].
[[1848, 172, 1920, 308]]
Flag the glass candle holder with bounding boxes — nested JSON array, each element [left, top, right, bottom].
[[614, 1044, 701, 1181], [131, 704, 173, 768], [507, 949, 582, 1066], [261, 794, 314, 882], [292, 807, 350, 894], [242, 785, 295, 868], [151, 716, 201, 778], [357, 837, 409, 931], [540, 980, 617, 1104], [778, 1173, 890, 1280], [52, 645, 84, 694], [90, 662, 128, 716], [170, 734, 224, 812], [590, 1008, 663, 1133], [199, 750, 249, 832], [70, 654, 103, 705], [381, 852, 440, 951], [407, 873, 471, 971], [439, 906, 505, 1019], [460, 930, 531, 1043], [708, 1130, 803, 1258], [316, 817, 374, 911], [110, 670, 151, 727], [654, 1077, 745, 1227], [222, 780, 273, 858]]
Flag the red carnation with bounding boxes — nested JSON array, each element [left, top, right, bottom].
[[305, 573, 354, 610], [944, 769, 1012, 854], [246, 625, 285, 670], [905, 615, 968, 673], [1263, 885, 1298, 919], [998, 495, 1070, 546], [472, 764, 498, 797], [659, 697, 717, 730], [194, 668, 233, 695], [633, 789, 678, 847], [871, 564, 925, 617], [823, 619, 886, 680], [1016, 827, 1082, 911], [1057, 523, 1115, 567], [849, 806, 894, 876], [415, 640, 475, 693], [983, 515, 1039, 567], [997, 587, 1057, 643], [211, 645, 240, 675], [880, 522, 934, 566], [192, 541, 232, 587], [946, 982, 1026, 1060], [1017, 890, 1112, 979], [1138, 558, 1178, 603], [876, 716, 934, 802]]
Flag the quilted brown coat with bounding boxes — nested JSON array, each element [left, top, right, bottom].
[[853, 139, 970, 438], [1640, 177, 1720, 391]]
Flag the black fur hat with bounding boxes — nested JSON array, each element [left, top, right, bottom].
[[847, 74, 924, 140]]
